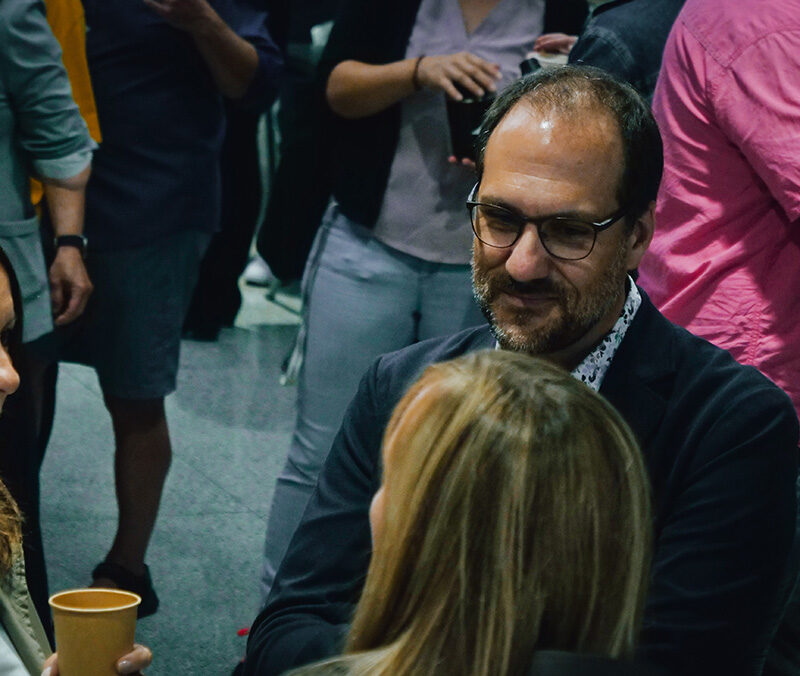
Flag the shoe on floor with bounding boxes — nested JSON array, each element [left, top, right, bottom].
[[182, 321, 222, 342], [243, 256, 277, 287], [92, 560, 160, 618]]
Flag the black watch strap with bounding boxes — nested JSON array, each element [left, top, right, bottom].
[[54, 234, 88, 257]]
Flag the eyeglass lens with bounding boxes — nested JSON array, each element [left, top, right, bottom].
[[471, 205, 597, 259]]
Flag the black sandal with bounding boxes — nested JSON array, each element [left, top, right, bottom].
[[92, 560, 160, 618]]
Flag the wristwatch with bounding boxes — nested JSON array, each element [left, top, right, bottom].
[[54, 234, 88, 258]]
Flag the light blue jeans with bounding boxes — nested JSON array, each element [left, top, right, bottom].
[[258, 204, 484, 603]]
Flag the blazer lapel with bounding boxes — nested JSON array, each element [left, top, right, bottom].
[[599, 291, 676, 451]]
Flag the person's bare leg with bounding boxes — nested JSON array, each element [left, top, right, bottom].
[[94, 395, 171, 578]]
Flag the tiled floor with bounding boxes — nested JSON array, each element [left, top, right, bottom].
[[40, 282, 301, 674]]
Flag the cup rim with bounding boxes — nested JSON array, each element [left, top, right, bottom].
[[530, 50, 569, 66], [49, 588, 142, 613]]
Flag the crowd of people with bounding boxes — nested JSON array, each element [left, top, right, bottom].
[[0, 0, 798, 674]]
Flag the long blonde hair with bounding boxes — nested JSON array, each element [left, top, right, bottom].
[[294, 350, 652, 676]]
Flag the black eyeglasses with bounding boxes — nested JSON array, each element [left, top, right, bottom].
[[466, 184, 628, 261]]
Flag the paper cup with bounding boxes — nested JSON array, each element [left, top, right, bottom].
[[528, 50, 569, 71], [49, 588, 141, 676]]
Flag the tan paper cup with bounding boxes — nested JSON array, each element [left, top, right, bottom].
[[49, 588, 141, 676], [529, 50, 569, 71]]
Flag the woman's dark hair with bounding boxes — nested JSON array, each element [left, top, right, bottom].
[[475, 65, 663, 228], [0, 245, 24, 574], [0, 246, 24, 366]]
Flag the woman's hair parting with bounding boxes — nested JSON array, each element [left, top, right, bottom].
[[295, 350, 653, 675]]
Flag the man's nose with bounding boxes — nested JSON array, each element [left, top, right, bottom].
[[0, 349, 20, 399], [505, 225, 552, 282]]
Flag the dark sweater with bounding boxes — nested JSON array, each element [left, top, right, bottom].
[[82, 0, 282, 249]]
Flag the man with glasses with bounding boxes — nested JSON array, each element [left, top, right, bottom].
[[244, 66, 799, 676]]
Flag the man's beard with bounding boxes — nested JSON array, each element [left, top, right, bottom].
[[471, 244, 629, 355]]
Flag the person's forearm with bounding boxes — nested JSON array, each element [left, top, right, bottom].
[[190, 11, 258, 99], [41, 165, 90, 236], [326, 59, 418, 119]]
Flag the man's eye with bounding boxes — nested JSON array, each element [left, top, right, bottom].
[[0, 330, 11, 348], [546, 220, 594, 240], [483, 208, 520, 231]]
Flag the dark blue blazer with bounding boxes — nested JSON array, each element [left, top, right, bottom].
[[529, 651, 670, 675], [245, 290, 799, 676], [568, 0, 686, 101]]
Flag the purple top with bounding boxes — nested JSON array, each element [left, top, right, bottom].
[[372, 0, 545, 265]]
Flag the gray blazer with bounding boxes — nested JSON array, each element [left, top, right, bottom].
[[0, 0, 94, 342]]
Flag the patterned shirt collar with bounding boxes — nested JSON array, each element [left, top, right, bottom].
[[571, 277, 641, 391], [493, 278, 641, 391]]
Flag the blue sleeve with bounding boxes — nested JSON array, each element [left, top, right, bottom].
[[223, 0, 283, 112], [0, 0, 95, 177], [568, 25, 637, 87]]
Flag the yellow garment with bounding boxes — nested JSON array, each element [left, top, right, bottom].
[[30, 0, 101, 207]]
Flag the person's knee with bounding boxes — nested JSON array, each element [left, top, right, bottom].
[[103, 395, 166, 425], [103, 396, 170, 455]]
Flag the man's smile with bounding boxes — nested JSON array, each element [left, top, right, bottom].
[[499, 290, 560, 310]]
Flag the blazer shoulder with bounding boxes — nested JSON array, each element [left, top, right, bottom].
[[610, 293, 797, 447], [653, 318, 798, 463], [671, 321, 792, 405], [371, 325, 494, 405]]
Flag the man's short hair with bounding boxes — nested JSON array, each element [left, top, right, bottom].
[[475, 66, 663, 227]]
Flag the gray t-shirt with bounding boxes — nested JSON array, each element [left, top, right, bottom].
[[372, 0, 545, 264]]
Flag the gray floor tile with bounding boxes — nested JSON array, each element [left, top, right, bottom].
[[133, 512, 268, 675], [41, 321, 299, 674], [43, 516, 117, 583], [45, 512, 264, 675]]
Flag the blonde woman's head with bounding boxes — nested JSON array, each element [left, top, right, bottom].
[[351, 350, 652, 676]]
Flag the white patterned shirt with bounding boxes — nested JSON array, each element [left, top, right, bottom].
[[494, 278, 642, 391], [571, 278, 642, 391]]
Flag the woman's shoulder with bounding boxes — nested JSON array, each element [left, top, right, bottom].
[[0, 550, 51, 673], [530, 651, 670, 676]]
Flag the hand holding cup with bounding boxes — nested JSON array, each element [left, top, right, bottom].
[[47, 589, 151, 676], [41, 644, 152, 676], [415, 52, 501, 101]]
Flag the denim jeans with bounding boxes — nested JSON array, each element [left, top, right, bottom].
[[258, 204, 484, 603]]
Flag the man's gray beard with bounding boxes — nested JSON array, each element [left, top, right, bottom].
[[471, 245, 628, 356]]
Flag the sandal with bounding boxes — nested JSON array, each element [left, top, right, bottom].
[[92, 560, 160, 618]]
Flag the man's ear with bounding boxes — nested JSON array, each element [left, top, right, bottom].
[[625, 201, 655, 271]]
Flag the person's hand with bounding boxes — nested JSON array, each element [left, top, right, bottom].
[[415, 52, 501, 101], [48, 247, 93, 326], [41, 644, 153, 676], [142, 0, 219, 34], [448, 155, 476, 169], [532, 33, 578, 55]]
